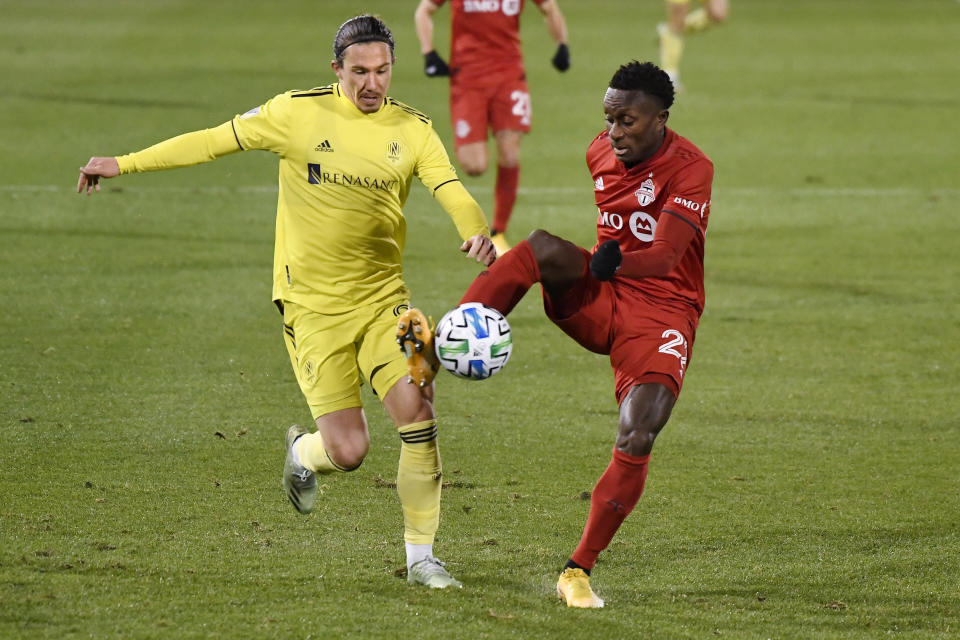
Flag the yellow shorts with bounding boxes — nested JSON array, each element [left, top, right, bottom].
[[281, 298, 411, 419]]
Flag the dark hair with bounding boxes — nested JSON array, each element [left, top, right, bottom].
[[333, 15, 395, 64], [609, 61, 675, 109]]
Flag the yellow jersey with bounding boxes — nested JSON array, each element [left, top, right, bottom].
[[117, 83, 488, 312]]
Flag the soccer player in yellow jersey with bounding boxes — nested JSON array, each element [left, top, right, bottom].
[[77, 15, 495, 590], [658, 0, 729, 89]]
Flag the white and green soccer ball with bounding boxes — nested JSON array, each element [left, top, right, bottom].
[[434, 302, 512, 380]]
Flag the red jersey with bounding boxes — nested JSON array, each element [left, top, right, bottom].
[[587, 127, 714, 314], [432, 0, 546, 84]]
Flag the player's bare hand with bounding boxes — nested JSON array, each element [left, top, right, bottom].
[[77, 157, 120, 195], [460, 234, 496, 267]]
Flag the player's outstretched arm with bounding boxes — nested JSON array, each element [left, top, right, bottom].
[[77, 157, 120, 195], [460, 235, 496, 267], [77, 123, 244, 196], [540, 0, 570, 71]]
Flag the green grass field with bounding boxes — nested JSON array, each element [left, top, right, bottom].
[[2, 0, 959, 637]]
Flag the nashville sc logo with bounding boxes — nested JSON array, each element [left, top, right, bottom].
[[307, 163, 399, 192], [386, 140, 402, 164]]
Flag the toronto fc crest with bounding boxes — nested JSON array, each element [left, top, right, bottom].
[[636, 176, 656, 207]]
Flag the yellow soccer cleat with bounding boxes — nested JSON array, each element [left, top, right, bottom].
[[491, 232, 511, 257], [396, 308, 440, 387], [556, 568, 604, 608]]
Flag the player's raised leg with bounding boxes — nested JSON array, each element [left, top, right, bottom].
[[459, 229, 584, 315]]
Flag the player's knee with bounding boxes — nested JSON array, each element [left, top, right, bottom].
[[461, 161, 486, 177], [527, 228, 566, 257], [616, 385, 675, 456], [457, 151, 487, 176], [527, 229, 558, 264], [616, 407, 671, 456], [616, 418, 666, 457], [527, 229, 581, 281], [496, 146, 520, 168], [327, 437, 368, 471]]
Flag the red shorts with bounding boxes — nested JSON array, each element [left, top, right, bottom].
[[449, 75, 532, 148], [543, 248, 700, 404]]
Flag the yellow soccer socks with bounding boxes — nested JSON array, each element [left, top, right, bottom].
[[658, 23, 685, 86], [396, 420, 442, 546]]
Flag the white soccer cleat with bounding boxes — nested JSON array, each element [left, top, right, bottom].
[[407, 556, 463, 589]]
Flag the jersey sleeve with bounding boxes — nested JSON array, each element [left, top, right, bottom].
[[230, 92, 292, 156], [115, 122, 242, 174], [413, 119, 488, 241], [414, 125, 461, 193], [618, 212, 698, 278], [434, 180, 490, 241], [660, 157, 714, 231]]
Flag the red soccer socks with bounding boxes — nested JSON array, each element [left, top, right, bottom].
[[570, 448, 650, 570], [460, 239, 540, 316], [492, 164, 520, 234]]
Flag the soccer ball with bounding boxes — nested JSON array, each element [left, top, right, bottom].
[[434, 302, 512, 380]]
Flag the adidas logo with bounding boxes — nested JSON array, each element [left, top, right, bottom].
[[314, 140, 334, 152]]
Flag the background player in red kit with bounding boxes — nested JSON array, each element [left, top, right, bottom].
[[405, 61, 713, 607], [414, 0, 570, 255]]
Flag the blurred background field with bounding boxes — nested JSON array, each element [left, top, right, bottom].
[[1, 1, 958, 638]]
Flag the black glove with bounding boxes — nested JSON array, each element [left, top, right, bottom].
[[590, 240, 622, 281], [424, 50, 450, 77], [551, 43, 570, 72]]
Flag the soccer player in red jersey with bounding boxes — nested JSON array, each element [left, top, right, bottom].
[[408, 60, 713, 606], [414, 0, 570, 254]]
